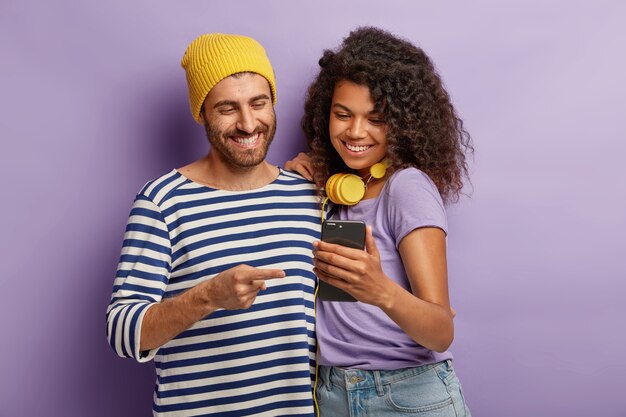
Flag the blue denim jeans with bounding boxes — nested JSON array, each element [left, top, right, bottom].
[[316, 361, 471, 417]]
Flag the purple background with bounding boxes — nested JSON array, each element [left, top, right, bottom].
[[1, 1, 625, 416]]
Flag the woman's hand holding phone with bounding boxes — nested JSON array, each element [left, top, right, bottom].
[[315, 224, 398, 307]]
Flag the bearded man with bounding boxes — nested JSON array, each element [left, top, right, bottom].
[[106, 33, 320, 417]]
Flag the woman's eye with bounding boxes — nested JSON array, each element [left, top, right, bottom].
[[369, 118, 385, 126], [334, 113, 350, 120]]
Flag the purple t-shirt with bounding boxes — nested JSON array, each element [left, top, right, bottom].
[[317, 168, 453, 369]]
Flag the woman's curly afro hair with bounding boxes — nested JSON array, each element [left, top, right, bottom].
[[301, 26, 473, 203]]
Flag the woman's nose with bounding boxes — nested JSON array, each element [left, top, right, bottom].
[[347, 118, 367, 139]]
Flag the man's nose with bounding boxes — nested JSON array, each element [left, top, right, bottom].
[[236, 108, 256, 133]]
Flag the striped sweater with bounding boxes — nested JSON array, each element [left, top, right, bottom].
[[106, 169, 321, 416]]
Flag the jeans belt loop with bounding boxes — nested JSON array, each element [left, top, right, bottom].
[[373, 370, 384, 397]]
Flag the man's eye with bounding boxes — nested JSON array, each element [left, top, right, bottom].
[[219, 107, 236, 114], [251, 101, 267, 109]]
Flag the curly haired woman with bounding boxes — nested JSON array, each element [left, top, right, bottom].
[[292, 26, 473, 416]]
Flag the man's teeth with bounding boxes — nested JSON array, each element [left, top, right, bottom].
[[233, 133, 259, 145], [345, 142, 372, 152]]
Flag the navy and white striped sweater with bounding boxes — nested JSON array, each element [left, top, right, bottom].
[[107, 169, 321, 417]]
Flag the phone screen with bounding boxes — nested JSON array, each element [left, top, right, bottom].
[[318, 220, 366, 302]]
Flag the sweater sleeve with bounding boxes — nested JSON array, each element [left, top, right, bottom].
[[106, 194, 172, 362]]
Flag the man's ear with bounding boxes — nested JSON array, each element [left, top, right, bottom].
[[199, 103, 207, 125]]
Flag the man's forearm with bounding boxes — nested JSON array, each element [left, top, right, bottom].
[[139, 265, 285, 351], [140, 282, 216, 351]]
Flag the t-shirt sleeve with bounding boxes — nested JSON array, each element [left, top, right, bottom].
[[386, 168, 448, 248], [105, 194, 172, 362]]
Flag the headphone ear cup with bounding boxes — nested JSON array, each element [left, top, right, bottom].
[[325, 173, 365, 205], [369, 160, 387, 179], [339, 175, 365, 205], [325, 174, 341, 203]]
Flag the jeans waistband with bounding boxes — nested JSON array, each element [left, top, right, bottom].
[[319, 360, 451, 392]]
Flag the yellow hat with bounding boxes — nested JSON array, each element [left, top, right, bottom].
[[181, 33, 277, 123]]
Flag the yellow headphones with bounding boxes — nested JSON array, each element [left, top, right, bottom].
[[324, 159, 388, 206]]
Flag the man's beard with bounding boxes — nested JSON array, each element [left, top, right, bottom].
[[204, 114, 276, 169]]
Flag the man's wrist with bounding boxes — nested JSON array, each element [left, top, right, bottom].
[[185, 279, 218, 318]]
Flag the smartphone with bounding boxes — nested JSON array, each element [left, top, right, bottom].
[[318, 220, 366, 302]]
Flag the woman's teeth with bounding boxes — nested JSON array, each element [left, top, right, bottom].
[[345, 142, 372, 152]]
